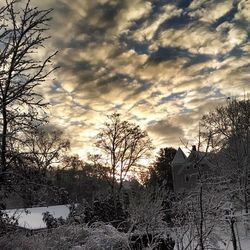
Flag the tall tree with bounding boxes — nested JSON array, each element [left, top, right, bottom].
[[147, 147, 176, 190], [95, 113, 153, 194], [0, 0, 57, 180], [201, 98, 250, 213], [21, 124, 70, 174]]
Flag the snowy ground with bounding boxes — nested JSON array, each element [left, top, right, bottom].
[[5, 204, 70, 230], [225, 211, 250, 249]]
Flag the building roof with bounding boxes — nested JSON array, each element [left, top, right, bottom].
[[5, 204, 71, 230], [187, 150, 206, 162], [171, 147, 187, 165], [172, 147, 214, 175]]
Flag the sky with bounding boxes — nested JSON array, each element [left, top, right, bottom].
[[5, 0, 250, 158]]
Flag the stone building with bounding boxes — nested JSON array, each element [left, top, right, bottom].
[[171, 146, 214, 193]]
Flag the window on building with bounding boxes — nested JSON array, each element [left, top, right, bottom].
[[185, 175, 190, 182]]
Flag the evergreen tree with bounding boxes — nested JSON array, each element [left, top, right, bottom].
[[147, 147, 176, 190]]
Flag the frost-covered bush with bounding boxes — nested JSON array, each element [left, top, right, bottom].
[[43, 211, 66, 229], [128, 189, 167, 233], [82, 222, 129, 249], [0, 222, 129, 250], [67, 202, 92, 224], [0, 225, 88, 250], [0, 210, 18, 236]]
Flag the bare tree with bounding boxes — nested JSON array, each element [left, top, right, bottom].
[[173, 130, 230, 250], [0, 0, 57, 179], [128, 188, 168, 249], [95, 113, 153, 194], [20, 124, 70, 174], [201, 98, 250, 214]]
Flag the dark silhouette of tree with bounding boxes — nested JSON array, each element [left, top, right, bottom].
[[147, 147, 176, 190], [54, 155, 110, 203], [0, 0, 57, 181], [21, 124, 70, 175], [95, 113, 153, 194], [201, 98, 250, 214]]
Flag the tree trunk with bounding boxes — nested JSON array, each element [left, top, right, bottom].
[[199, 185, 205, 250], [244, 160, 248, 214], [244, 185, 248, 214], [111, 167, 115, 196], [231, 219, 238, 250], [0, 104, 7, 182]]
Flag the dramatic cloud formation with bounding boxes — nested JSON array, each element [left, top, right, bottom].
[[3, 0, 250, 157]]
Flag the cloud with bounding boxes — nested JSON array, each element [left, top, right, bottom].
[[147, 119, 185, 146], [2, 0, 249, 157], [189, 0, 233, 23]]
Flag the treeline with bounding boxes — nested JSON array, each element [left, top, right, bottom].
[[1, 97, 249, 250]]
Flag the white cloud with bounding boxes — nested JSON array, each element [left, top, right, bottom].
[[190, 0, 233, 23], [3, 0, 248, 156]]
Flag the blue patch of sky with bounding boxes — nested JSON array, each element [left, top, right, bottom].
[[147, 119, 157, 126], [158, 91, 187, 105], [193, 67, 217, 77], [177, 0, 193, 9], [230, 46, 245, 58], [51, 81, 61, 91], [183, 54, 212, 68], [150, 91, 162, 98], [153, 12, 196, 40], [211, 3, 238, 29], [96, 72, 132, 89], [203, 88, 224, 98], [114, 103, 123, 109], [137, 99, 149, 105], [213, 88, 225, 98], [152, 0, 192, 9], [180, 107, 193, 114], [126, 0, 170, 40], [66, 37, 91, 49], [128, 1, 193, 42], [97, 71, 151, 98], [162, 13, 193, 28], [150, 47, 189, 61], [216, 45, 245, 62], [148, 46, 212, 67], [197, 86, 212, 94], [216, 53, 226, 62], [128, 1, 164, 33], [119, 35, 149, 55], [125, 79, 152, 100], [151, 0, 171, 13]]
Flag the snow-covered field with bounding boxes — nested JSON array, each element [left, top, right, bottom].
[[5, 204, 70, 230]]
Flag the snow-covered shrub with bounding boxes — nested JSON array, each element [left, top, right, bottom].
[[67, 201, 92, 224], [126, 188, 170, 249], [0, 222, 130, 250], [83, 222, 129, 250], [171, 185, 227, 250], [43, 211, 66, 229], [0, 210, 18, 236], [128, 189, 167, 233]]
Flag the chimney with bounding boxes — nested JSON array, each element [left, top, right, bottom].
[[192, 145, 196, 151]]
